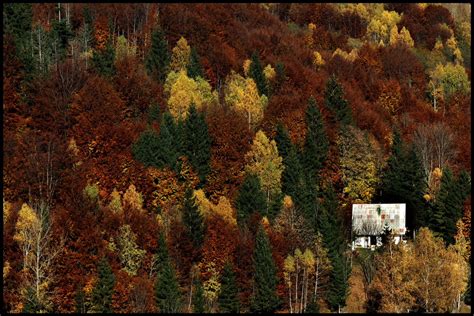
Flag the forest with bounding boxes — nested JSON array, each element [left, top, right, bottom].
[[2, 3, 472, 313]]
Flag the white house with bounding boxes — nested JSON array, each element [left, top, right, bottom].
[[351, 203, 406, 250]]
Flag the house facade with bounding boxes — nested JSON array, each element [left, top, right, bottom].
[[351, 203, 406, 250]]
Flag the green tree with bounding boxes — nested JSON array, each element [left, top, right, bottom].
[[379, 130, 426, 230], [75, 285, 86, 313], [318, 183, 350, 312], [153, 231, 170, 277], [249, 51, 268, 96], [303, 97, 329, 176], [182, 187, 206, 249], [218, 261, 240, 313], [51, 18, 73, 60], [155, 257, 182, 313], [324, 75, 352, 126], [117, 225, 146, 276], [251, 225, 280, 312], [23, 286, 42, 313], [187, 47, 204, 79], [146, 27, 170, 82], [182, 104, 211, 183], [148, 103, 161, 124], [92, 37, 115, 77], [132, 128, 161, 168], [275, 123, 292, 163], [91, 257, 116, 313], [235, 174, 267, 226], [192, 276, 206, 313], [305, 294, 320, 313]]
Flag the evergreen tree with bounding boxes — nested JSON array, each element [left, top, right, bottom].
[[235, 174, 268, 226], [132, 128, 161, 168], [249, 51, 268, 96], [324, 75, 352, 126], [51, 18, 73, 60], [379, 130, 426, 230], [182, 104, 212, 183], [91, 257, 116, 313], [305, 294, 320, 313], [155, 258, 182, 313], [22, 286, 42, 313], [146, 27, 170, 82], [303, 97, 329, 176], [158, 112, 181, 172], [92, 37, 115, 77], [218, 261, 240, 313], [75, 285, 86, 313], [192, 276, 206, 313], [318, 183, 350, 312], [147, 103, 161, 124], [154, 231, 169, 277], [182, 187, 206, 249], [275, 123, 292, 163], [187, 47, 204, 79], [251, 225, 280, 312]]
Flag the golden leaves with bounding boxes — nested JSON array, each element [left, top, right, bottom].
[[170, 37, 191, 72], [123, 184, 143, 212]]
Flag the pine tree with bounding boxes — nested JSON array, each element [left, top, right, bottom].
[[251, 225, 280, 312], [249, 51, 268, 96], [146, 27, 170, 82], [158, 112, 181, 172], [132, 128, 161, 168], [153, 231, 169, 277], [218, 261, 240, 313], [303, 97, 329, 176], [182, 104, 211, 183], [92, 37, 115, 77], [192, 276, 206, 313], [91, 257, 116, 313], [51, 18, 73, 60], [187, 47, 204, 79], [75, 285, 86, 313], [318, 183, 350, 312], [235, 173, 268, 226], [324, 75, 352, 126], [148, 103, 161, 124], [155, 258, 182, 313], [275, 123, 292, 163], [305, 294, 320, 313], [182, 187, 205, 249]]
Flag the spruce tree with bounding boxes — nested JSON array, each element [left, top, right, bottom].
[[92, 37, 115, 77], [249, 51, 268, 96], [305, 294, 320, 313], [275, 123, 292, 163], [158, 112, 181, 172], [192, 276, 206, 313], [91, 257, 116, 313], [75, 285, 86, 313], [182, 187, 206, 249], [155, 258, 182, 313], [51, 18, 73, 59], [146, 27, 170, 82], [148, 103, 161, 124], [236, 174, 268, 227], [132, 128, 161, 168], [318, 183, 350, 312], [218, 261, 240, 313], [251, 225, 280, 312], [187, 47, 204, 79], [303, 97, 329, 176], [154, 231, 169, 277], [183, 104, 212, 183], [324, 75, 352, 126]]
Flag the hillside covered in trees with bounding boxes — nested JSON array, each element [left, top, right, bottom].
[[2, 3, 472, 313]]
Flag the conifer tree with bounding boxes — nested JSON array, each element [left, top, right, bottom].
[[218, 261, 240, 313], [324, 75, 352, 126], [51, 18, 73, 59], [148, 103, 161, 124], [192, 276, 206, 313], [275, 123, 292, 163], [91, 257, 116, 313], [249, 51, 268, 96], [92, 37, 115, 77], [154, 231, 169, 277], [155, 257, 182, 313], [235, 174, 268, 226], [75, 285, 86, 313], [303, 97, 329, 176], [182, 187, 206, 249], [305, 294, 320, 313], [318, 183, 350, 312], [146, 27, 170, 82], [187, 47, 204, 79], [183, 104, 211, 183], [158, 112, 181, 172], [132, 128, 161, 168], [251, 225, 280, 312]]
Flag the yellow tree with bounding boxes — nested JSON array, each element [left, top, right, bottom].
[[243, 59, 252, 76], [312, 51, 325, 69], [170, 36, 191, 72], [429, 62, 470, 107], [123, 184, 143, 212], [283, 254, 296, 313], [399, 27, 414, 48], [14, 203, 63, 311], [224, 71, 267, 130], [263, 64, 276, 81], [389, 25, 398, 46], [108, 188, 122, 213], [116, 225, 146, 276], [193, 189, 237, 226], [165, 70, 217, 120], [245, 130, 284, 206]]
